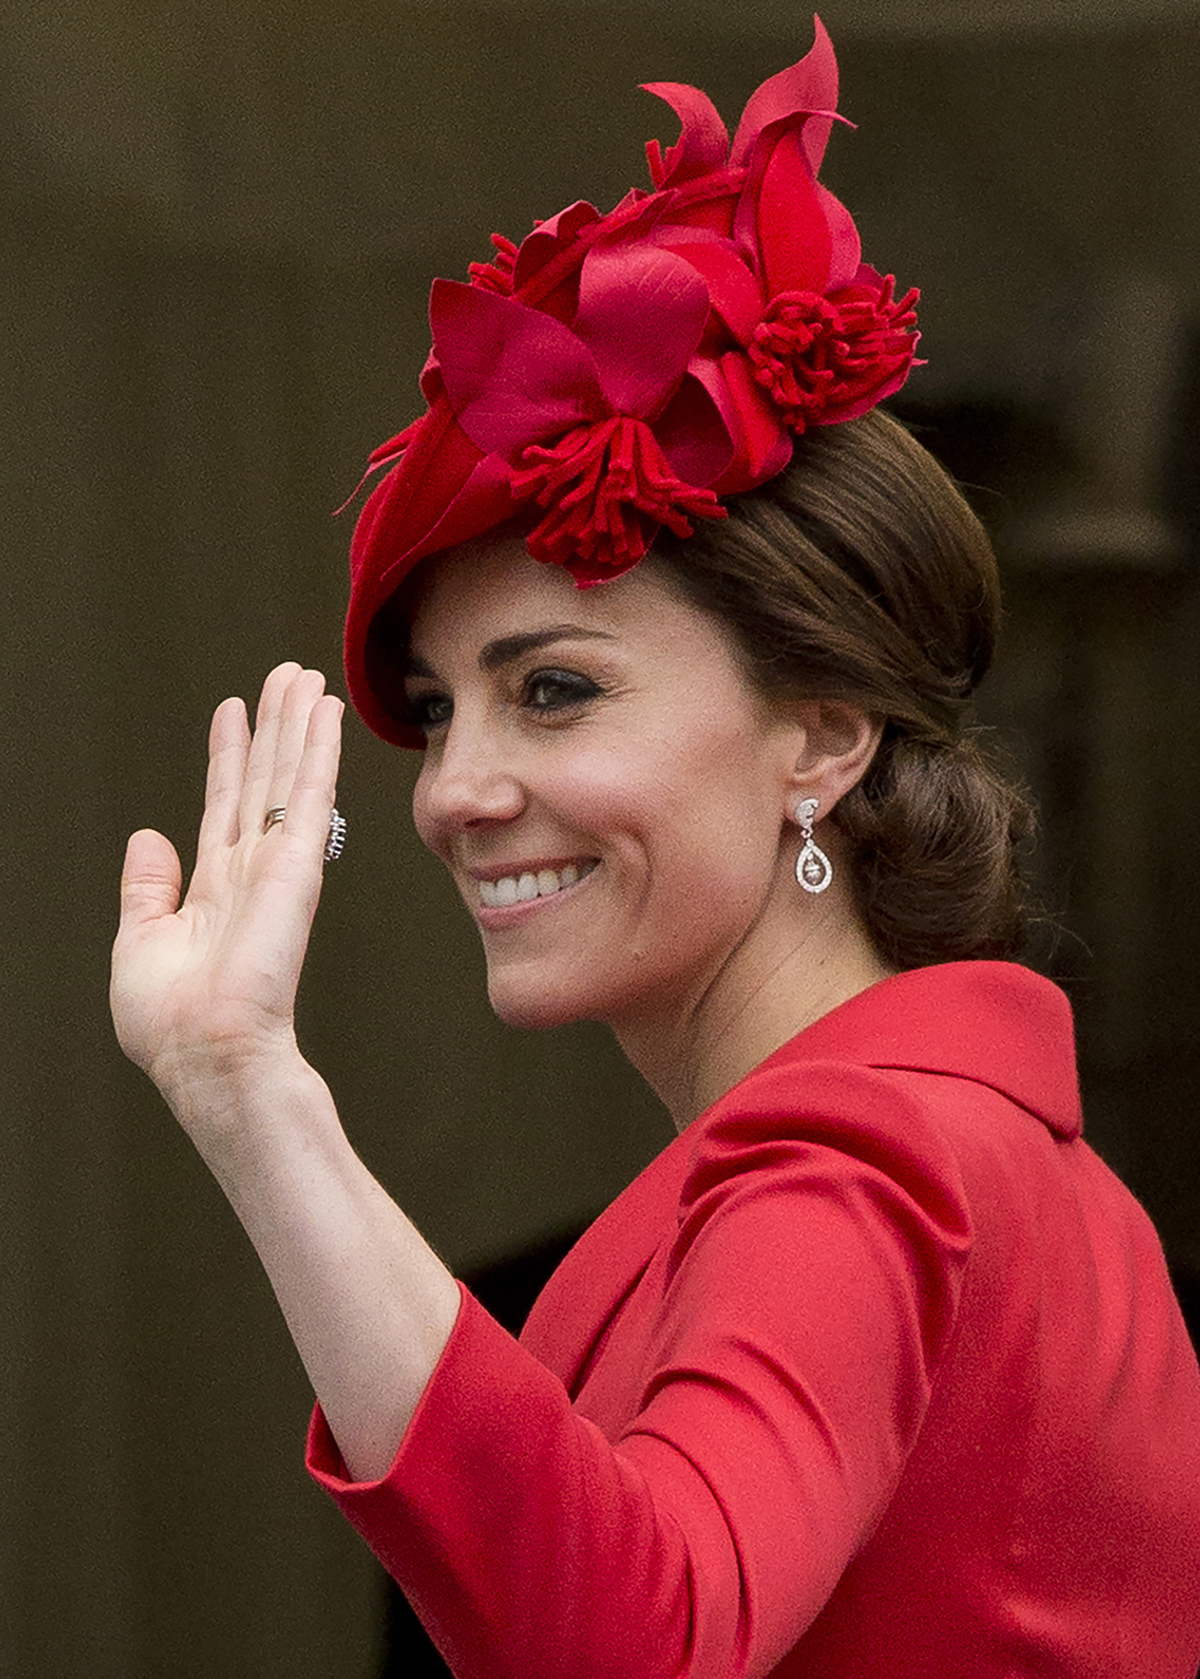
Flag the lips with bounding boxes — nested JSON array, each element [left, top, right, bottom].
[[476, 861, 597, 908]]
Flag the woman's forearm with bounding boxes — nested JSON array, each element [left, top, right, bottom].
[[182, 1052, 461, 1483], [112, 670, 459, 1481]]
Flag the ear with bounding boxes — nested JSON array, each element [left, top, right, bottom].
[[782, 700, 882, 820]]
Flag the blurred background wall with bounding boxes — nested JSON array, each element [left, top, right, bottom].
[[4, 2, 1198, 1674]]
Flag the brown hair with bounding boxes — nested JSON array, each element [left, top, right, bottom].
[[651, 408, 1034, 970]]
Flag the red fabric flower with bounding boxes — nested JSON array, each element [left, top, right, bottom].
[[425, 240, 734, 584], [749, 271, 921, 431]]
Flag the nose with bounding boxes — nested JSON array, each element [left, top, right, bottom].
[[415, 714, 526, 845]]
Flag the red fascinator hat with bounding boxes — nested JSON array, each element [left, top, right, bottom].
[[345, 15, 920, 746]]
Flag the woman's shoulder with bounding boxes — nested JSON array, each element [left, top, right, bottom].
[[675, 962, 1081, 1237]]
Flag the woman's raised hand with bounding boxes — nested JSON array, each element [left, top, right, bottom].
[[113, 667, 460, 1471], [111, 663, 344, 1135]]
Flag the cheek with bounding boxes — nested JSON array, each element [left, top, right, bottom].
[[592, 768, 777, 908], [585, 714, 774, 841], [410, 764, 442, 857], [554, 752, 667, 849]]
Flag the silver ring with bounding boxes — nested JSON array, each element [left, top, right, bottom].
[[262, 805, 346, 862], [324, 809, 347, 863]]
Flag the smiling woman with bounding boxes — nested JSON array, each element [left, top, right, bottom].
[[110, 19, 1200, 1679], [399, 534, 887, 1065]]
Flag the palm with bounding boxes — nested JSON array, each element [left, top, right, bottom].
[[112, 664, 344, 1099]]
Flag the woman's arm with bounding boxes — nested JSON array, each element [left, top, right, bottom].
[[308, 1074, 974, 1679], [110, 663, 459, 1480]]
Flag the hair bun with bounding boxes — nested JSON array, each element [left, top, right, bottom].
[[840, 733, 1035, 970]]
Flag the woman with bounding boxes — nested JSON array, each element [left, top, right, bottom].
[[111, 21, 1200, 1678]]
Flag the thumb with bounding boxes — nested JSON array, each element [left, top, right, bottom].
[[119, 829, 183, 929]]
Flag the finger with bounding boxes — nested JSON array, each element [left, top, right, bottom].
[[196, 696, 251, 853], [264, 668, 328, 820], [238, 662, 303, 836], [245, 697, 343, 980], [275, 694, 344, 860], [118, 829, 183, 930]]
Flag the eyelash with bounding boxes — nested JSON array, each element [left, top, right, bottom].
[[405, 668, 606, 732], [523, 668, 605, 713], [406, 691, 453, 731]]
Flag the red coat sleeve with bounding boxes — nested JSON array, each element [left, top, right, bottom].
[[307, 1062, 974, 1679]]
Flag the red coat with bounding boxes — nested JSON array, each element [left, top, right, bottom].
[[309, 962, 1200, 1677]]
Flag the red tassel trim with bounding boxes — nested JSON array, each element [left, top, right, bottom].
[[749, 278, 919, 431], [468, 234, 520, 295], [511, 416, 725, 579]]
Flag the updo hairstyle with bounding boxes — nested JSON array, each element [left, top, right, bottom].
[[650, 408, 1034, 971]]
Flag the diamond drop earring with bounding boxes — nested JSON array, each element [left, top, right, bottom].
[[794, 797, 833, 894]]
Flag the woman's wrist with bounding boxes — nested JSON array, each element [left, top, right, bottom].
[[159, 1038, 342, 1187]]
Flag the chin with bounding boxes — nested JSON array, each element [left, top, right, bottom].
[[484, 948, 634, 1031], [485, 954, 680, 1034], [486, 981, 592, 1032], [482, 923, 700, 1031]]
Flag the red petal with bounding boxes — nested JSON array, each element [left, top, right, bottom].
[[512, 201, 600, 291], [418, 347, 443, 405], [705, 351, 792, 491], [431, 279, 605, 461], [740, 122, 834, 296], [574, 243, 710, 419], [653, 179, 740, 239], [652, 371, 736, 488], [640, 80, 730, 187], [730, 18, 839, 172], [646, 233, 763, 341], [816, 181, 863, 292]]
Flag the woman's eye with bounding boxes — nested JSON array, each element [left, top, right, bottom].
[[405, 691, 453, 731], [523, 669, 603, 713]]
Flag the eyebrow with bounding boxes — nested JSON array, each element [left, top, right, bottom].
[[405, 624, 619, 681]]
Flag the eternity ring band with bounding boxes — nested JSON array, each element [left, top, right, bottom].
[[325, 809, 347, 862], [262, 805, 347, 863]]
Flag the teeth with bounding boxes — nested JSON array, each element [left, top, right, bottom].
[[478, 863, 592, 908]]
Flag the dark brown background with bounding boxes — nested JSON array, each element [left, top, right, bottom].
[[4, 3, 1198, 1673]]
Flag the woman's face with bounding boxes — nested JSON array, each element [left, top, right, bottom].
[[405, 534, 805, 1033]]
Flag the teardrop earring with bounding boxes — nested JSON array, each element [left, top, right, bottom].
[[794, 797, 833, 894]]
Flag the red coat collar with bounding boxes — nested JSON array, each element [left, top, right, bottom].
[[763, 961, 1083, 1142], [522, 963, 1082, 1393]]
